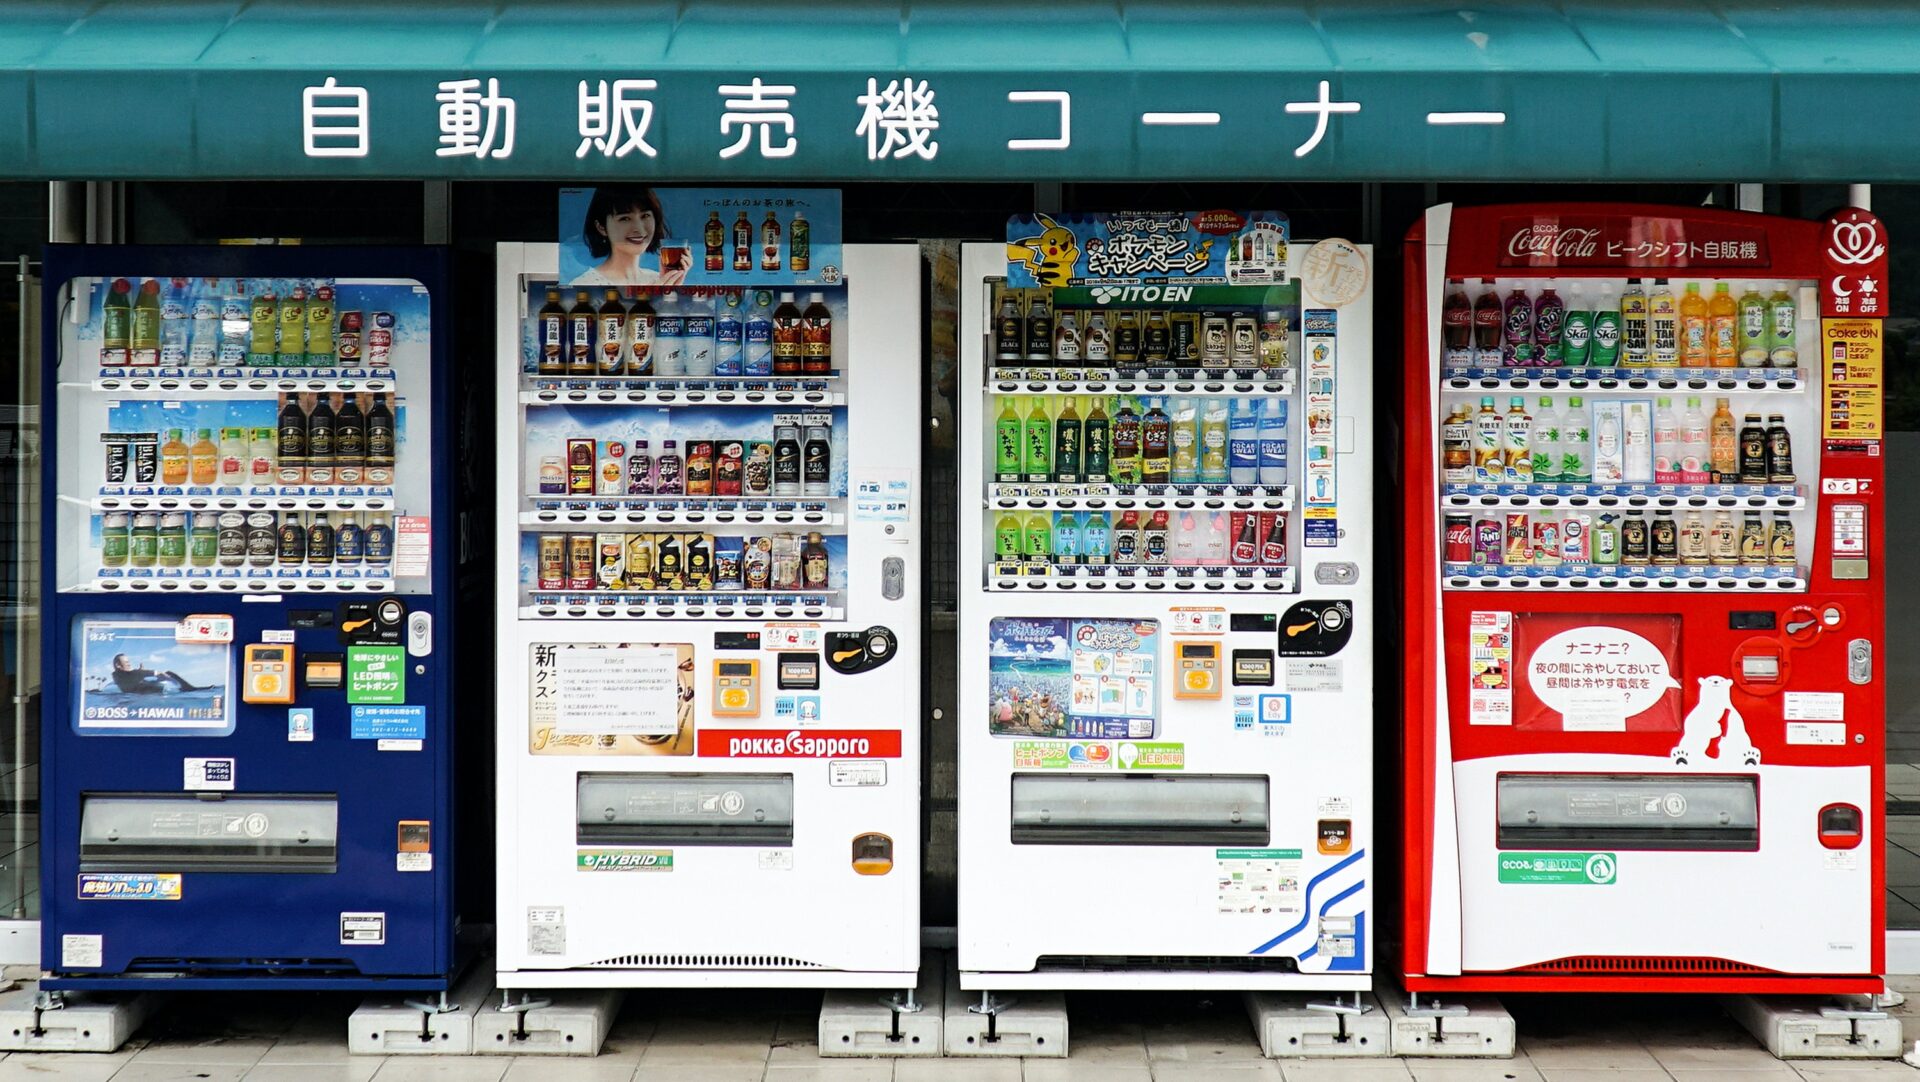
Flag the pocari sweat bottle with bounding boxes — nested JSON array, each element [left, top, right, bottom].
[[1258, 398, 1289, 487], [1229, 398, 1260, 486]]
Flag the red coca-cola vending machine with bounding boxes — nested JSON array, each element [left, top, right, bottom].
[[1402, 202, 1888, 993]]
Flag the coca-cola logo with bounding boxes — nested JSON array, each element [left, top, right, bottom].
[[1506, 226, 1602, 260]]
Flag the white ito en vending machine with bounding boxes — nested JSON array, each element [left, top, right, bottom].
[[957, 213, 1375, 997], [493, 214, 921, 998]]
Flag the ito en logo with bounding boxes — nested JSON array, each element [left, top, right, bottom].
[[1089, 285, 1193, 305], [1584, 853, 1617, 884]]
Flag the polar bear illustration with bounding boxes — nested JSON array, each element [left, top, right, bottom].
[[1671, 675, 1760, 767]]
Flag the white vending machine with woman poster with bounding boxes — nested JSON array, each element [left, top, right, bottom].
[[492, 190, 923, 1043]]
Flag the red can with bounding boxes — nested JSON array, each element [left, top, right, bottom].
[[1443, 514, 1472, 563], [1474, 518, 1503, 565], [367, 312, 395, 366]]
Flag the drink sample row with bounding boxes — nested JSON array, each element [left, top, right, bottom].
[[104, 394, 396, 489], [994, 396, 1287, 487], [275, 393, 398, 485], [1443, 396, 1794, 486], [100, 277, 390, 368], [1442, 278, 1799, 368], [101, 510, 395, 571], [1445, 509, 1794, 570], [995, 509, 1288, 570], [537, 531, 830, 593], [543, 422, 831, 499], [699, 208, 812, 273], [993, 290, 1289, 371], [536, 289, 830, 378]]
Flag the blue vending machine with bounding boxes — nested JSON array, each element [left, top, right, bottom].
[[38, 246, 455, 991]]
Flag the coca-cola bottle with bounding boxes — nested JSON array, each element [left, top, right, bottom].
[[1472, 279, 1503, 354], [1442, 279, 1472, 352]]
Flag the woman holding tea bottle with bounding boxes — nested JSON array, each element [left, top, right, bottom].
[[576, 186, 691, 287]]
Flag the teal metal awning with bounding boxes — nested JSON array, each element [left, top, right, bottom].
[[1, 0, 1917, 181]]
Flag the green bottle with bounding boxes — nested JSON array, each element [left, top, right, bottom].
[[1052, 396, 1082, 484], [1083, 398, 1111, 484], [1589, 299, 1622, 366], [994, 513, 1022, 561], [1022, 511, 1051, 565], [994, 397, 1023, 483], [1023, 396, 1051, 484], [101, 278, 132, 365], [1561, 286, 1593, 366], [130, 279, 162, 366]]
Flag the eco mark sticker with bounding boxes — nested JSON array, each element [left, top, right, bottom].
[[577, 849, 674, 872], [346, 646, 406, 704], [1498, 852, 1617, 886]]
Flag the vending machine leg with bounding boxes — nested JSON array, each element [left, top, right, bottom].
[[1247, 989, 1390, 1059], [1726, 993, 1904, 1060], [819, 952, 943, 1058], [474, 987, 618, 1057], [943, 967, 1066, 1057], [1378, 988, 1515, 1058], [348, 960, 492, 1056], [0, 984, 152, 1053]]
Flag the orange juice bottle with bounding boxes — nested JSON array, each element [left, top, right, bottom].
[[160, 427, 190, 485], [1707, 282, 1738, 367], [1678, 282, 1710, 366], [188, 427, 219, 485]]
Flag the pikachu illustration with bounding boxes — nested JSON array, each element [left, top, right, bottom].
[[1007, 213, 1082, 287]]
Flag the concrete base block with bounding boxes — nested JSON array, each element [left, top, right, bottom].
[[1725, 994, 1904, 1059], [941, 963, 1066, 1057], [347, 960, 491, 1055], [1381, 991, 1515, 1057], [475, 988, 621, 1056], [1245, 991, 1390, 1058], [819, 958, 942, 1057], [0, 983, 153, 1053]]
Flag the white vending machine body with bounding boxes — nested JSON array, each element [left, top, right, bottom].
[[955, 240, 1375, 991], [494, 242, 922, 989]]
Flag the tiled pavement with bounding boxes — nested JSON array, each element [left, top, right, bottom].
[[3, 982, 1920, 1081]]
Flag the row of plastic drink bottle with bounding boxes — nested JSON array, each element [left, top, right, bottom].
[[1442, 278, 1799, 368], [994, 395, 1288, 487], [1444, 395, 1795, 486], [536, 288, 831, 379], [995, 508, 1288, 568]]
